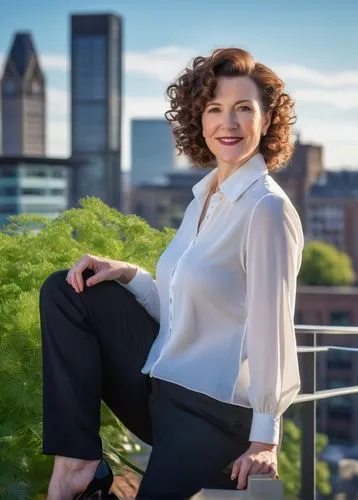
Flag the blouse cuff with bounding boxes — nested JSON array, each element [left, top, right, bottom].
[[249, 412, 281, 445], [116, 267, 154, 302]]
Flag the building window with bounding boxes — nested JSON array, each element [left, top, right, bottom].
[[49, 188, 65, 196], [23, 168, 47, 177], [109, 21, 120, 150], [74, 156, 106, 200], [73, 103, 106, 152], [327, 400, 352, 415], [21, 204, 64, 213], [0, 204, 17, 213], [0, 186, 17, 196], [0, 167, 17, 177], [330, 311, 351, 326], [327, 428, 351, 445], [2, 78, 16, 95], [21, 187, 47, 195], [51, 168, 66, 178], [156, 203, 168, 214], [307, 204, 345, 249], [73, 35, 107, 101], [327, 349, 352, 370]]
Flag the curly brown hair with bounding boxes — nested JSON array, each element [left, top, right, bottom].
[[165, 48, 296, 171]]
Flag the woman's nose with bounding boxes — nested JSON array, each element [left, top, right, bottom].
[[222, 111, 238, 129]]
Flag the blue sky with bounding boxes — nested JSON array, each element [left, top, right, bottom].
[[1, 0, 358, 170]]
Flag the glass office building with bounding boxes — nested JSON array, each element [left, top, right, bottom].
[[71, 14, 122, 209], [131, 119, 176, 188], [0, 156, 78, 226]]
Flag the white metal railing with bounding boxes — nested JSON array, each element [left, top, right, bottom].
[[293, 324, 358, 499], [190, 325, 358, 500]]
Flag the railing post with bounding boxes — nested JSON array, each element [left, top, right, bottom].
[[300, 332, 317, 500]]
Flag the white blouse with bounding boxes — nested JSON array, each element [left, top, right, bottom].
[[120, 153, 304, 445]]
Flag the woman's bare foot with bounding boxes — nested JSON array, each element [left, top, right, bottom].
[[47, 457, 101, 500]]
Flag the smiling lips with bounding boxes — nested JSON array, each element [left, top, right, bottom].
[[217, 137, 243, 146]]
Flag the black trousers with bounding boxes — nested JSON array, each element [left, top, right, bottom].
[[40, 269, 280, 499]]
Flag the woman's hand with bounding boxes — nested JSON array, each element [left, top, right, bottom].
[[231, 442, 278, 490], [66, 254, 138, 293]]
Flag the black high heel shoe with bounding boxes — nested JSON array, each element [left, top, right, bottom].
[[74, 458, 114, 499]]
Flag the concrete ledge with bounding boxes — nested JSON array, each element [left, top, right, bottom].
[[190, 475, 283, 500]]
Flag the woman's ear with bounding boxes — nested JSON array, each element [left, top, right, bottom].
[[262, 111, 272, 136]]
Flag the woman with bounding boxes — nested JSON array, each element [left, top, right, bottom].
[[40, 47, 303, 499]]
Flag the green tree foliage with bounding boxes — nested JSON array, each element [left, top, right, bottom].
[[299, 241, 355, 286], [0, 198, 331, 497], [0, 198, 174, 499], [278, 418, 331, 498]]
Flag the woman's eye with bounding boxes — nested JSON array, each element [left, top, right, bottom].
[[238, 105, 251, 112], [208, 107, 220, 113]]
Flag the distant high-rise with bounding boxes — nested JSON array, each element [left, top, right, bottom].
[[131, 119, 175, 187], [0, 32, 46, 156], [71, 13, 122, 209]]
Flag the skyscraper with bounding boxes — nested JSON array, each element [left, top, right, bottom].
[[131, 119, 175, 187], [0, 32, 46, 156], [71, 13, 122, 209]]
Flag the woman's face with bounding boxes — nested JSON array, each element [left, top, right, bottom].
[[201, 76, 271, 170]]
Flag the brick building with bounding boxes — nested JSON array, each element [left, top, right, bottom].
[[307, 171, 358, 274], [296, 286, 358, 446], [273, 138, 324, 229]]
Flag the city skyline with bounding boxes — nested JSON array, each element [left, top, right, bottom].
[[1, 0, 358, 170]]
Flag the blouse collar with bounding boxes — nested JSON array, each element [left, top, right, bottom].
[[192, 153, 268, 203]]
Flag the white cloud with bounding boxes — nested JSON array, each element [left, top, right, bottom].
[[297, 118, 358, 143], [125, 51, 358, 88], [0, 51, 69, 74], [123, 95, 168, 118], [294, 88, 358, 110], [296, 118, 358, 168], [275, 64, 358, 88], [47, 119, 69, 158], [47, 88, 69, 118], [40, 53, 69, 72], [324, 143, 358, 169], [124, 46, 197, 81], [46, 88, 70, 158]]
